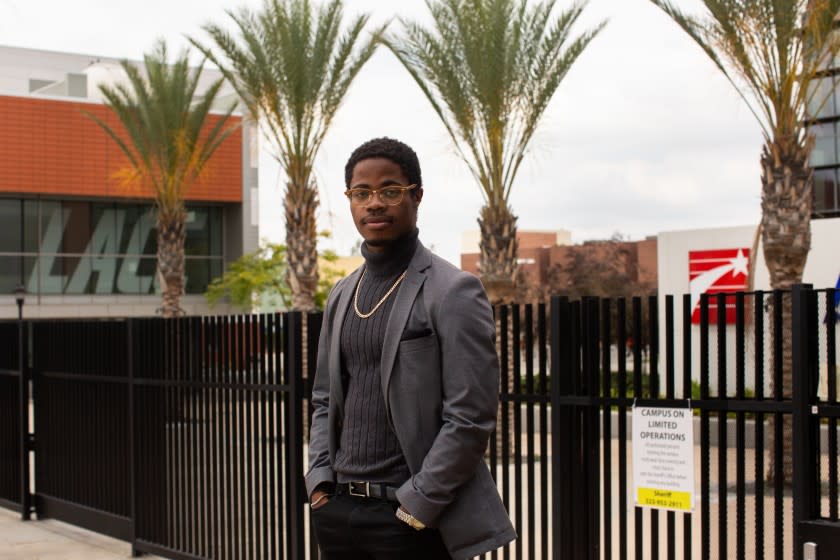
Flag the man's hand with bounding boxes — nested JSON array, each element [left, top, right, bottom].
[[310, 489, 330, 510]]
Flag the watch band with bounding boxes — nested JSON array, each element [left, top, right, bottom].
[[395, 507, 426, 530]]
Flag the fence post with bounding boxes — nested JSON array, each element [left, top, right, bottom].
[[581, 297, 601, 560], [18, 318, 30, 520], [126, 319, 141, 557], [792, 283, 818, 560], [550, 296, 573, 557], [284, 312, 306, 560]]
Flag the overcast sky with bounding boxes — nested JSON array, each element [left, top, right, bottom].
[[0, 0, 764, 266]]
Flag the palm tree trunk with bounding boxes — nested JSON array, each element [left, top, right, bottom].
[[760, 140, 812, 486], [478, 203, 519, 305], [157, 213, 187, 318], [285, 181, 320, 312], [480, 204, 519, 451]]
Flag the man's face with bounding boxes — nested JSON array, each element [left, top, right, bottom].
[[348, 157, 422, 252]]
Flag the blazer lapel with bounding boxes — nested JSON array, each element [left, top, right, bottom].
[[330, 266, 362, 419], [379, 244, 432, 424]]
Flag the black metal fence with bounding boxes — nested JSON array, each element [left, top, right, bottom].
[[550, 286, 840, 560], [0, 320, 23, 513], [1, 312, 318, 560], [0, 285, 837, 560]]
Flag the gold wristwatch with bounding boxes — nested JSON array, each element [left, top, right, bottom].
[[396, 507, 426, 530]]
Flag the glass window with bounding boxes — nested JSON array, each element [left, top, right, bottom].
[[808, 77, 835, 119], [90, 255, 120, 294], [185, 208, 210, 256], [210, 258, 223, 283], [810, 123, 838, 167], [0, 200, 225, 295], [185, 258, 210, 294], [0, 257, 36, 295], [62, 201, 90, 254], [90, 203, 116, 255], [141, 209, 157, 256], [0, 199, 21, 253], [64, 256, 92, 294], [814, 169, 839, 216], [139, 257, 159, 294], [209, 207, 223, 257], [120, 205, 143, 255], [38, 255, 68, 294], [39, 201, 64, 255], [0, 256, 21, 293], [23, 200, 38, 253]]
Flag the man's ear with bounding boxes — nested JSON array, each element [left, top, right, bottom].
[[413, 187, 423, 207]]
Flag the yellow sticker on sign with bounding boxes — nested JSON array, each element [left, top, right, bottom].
[[636, 488, 692, 512]]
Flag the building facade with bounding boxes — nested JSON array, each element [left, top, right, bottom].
[[809, 54, 840, 217], [0, 46, 259, 318]]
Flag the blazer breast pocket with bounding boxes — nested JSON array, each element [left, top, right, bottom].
[[398, 332, 437, 354]]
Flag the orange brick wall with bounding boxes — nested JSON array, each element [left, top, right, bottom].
[[0, 95, 242, 202]]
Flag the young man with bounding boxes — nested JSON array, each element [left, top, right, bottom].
[[305, 138, 515, 559]]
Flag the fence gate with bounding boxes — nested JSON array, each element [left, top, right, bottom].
[[793, 286, 840, 558]]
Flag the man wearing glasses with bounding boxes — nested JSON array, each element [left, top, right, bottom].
[[306, 137, 515, 559]]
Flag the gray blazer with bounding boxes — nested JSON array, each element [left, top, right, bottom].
[[306, 241, 516, 560]]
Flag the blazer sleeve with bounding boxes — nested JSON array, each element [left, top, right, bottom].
[[395, 273, 499, 526], [304, 282, 340, 498]]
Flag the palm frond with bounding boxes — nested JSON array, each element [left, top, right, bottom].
[[192, 0, 380, 190], [387, 0, 605, 207], [90, 39, 239, 219], [650, 0, 840, 144]]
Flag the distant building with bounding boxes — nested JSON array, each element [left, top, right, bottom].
[[460, 229, 657, 294], [461, 229, 573, 287], [0, 46, 259, 318]]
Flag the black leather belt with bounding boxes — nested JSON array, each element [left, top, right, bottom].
[[336, 481, 399, 502]]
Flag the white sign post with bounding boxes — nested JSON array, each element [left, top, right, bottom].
[[632, 406, 695, 512]]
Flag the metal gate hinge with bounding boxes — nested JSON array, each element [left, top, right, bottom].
[[811, 405, 819, 415]]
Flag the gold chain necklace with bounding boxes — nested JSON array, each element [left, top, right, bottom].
[[353, 269, 407, 319]]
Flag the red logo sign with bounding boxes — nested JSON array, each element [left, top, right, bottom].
[[689, 248, 750, 324]]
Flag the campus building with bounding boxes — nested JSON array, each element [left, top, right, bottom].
[[0, 46, 259, 318], [460, 229, 657, 295]]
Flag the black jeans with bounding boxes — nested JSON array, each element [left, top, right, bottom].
[[311, 494, 451, 560]]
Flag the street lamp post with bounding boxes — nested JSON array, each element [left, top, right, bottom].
[[14, 284, 29, 520], [14, 284, 24, 321]]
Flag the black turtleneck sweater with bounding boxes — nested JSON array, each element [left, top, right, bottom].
[[333, 229, 419, 485]]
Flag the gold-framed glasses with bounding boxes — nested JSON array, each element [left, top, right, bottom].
[[344, 184, 417, 207]]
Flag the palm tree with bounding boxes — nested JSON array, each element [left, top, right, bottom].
[[89, 40, 237, 317], [649, 0, 840, 482], [386, 0, 604, 304], [193, 0, 383, 311]]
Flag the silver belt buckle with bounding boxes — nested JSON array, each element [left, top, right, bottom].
[[349, 481, 369, 497]]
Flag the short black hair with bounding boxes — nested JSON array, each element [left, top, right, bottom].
[[344, 137, 422, 191]]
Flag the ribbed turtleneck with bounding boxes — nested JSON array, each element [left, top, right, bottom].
[[360, 227, 419, 277], [334, 229, 419, 485]]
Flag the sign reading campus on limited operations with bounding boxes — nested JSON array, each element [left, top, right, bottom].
[[632, 406, 695, 512]]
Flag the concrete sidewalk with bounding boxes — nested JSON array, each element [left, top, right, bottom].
[[0, 508, 161, 559]]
